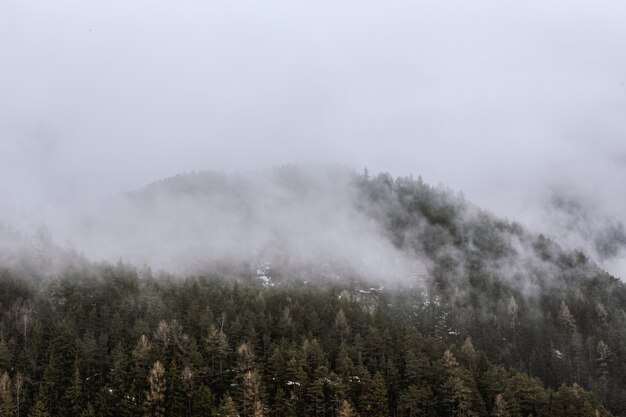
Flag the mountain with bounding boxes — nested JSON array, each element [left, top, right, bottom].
[[0, 165, 625, 416]]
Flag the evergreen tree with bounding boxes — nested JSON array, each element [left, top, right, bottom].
[[0, 371, 14, 417], [144, 361, 166, 417], [217, 395, 238, 417], [14, 373, 23, 417], [272, 387, 295, 417], [364, 372, 388, 417], [62, 367, 84, 417], [28, 398, 49, 417], [80, 403, 95, 417], [133, 335, 152, 413], [194, 384, 213, 417], [398, 385, 433, 417], [0, 342, 10, 372], [339, 400, 358, 417], [206, 324, 229, 374], [491, 394, 510, 417]]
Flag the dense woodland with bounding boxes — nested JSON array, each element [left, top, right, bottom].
[[0, 268, 615, 417], [1, 168, 626, 416]]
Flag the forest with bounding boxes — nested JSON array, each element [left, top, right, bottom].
[[0, 267, 615, 417], [0, 169, 625, 417]]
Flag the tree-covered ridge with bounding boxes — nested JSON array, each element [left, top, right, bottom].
[[350, 172, 626, 414], [121, 167, 626, 414], [0, 266, 614, 417], [2, 167, 626, 415], [129, 168, 626, 414]]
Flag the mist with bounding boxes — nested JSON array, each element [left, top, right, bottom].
[[0, 167, 430, 285], [2, 0, 626, 277]]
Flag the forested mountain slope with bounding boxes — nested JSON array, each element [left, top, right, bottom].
[[1, 166, 626, 416], [122, 167, 626, 412], [0, 268, 614, 417]]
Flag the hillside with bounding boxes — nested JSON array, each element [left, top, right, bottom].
[[1, 166, 625, 416], [0, 268, 614, 417]]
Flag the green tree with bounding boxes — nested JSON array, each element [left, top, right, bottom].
[[398, 385, 433, 417], [62, 367, 84, 417], [364, 372, 388, 417], [28, 398, 49, 417], [217, 395, 238, 417]]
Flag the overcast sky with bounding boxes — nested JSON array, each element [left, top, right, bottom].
[[2, 0, 626, 242]]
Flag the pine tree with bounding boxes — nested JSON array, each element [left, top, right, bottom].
[[404, 350, 428, 385], [206, 324, 229, 374], [595, 341, 610, 401], [241, 370, 264, 417], [80, 403, 95, 417], [441, 350, 473, 417], [14, 373, 23, 417], [165, 359, 185, 417], [0, 371, 14, 417], [364, 372, 388, 417], [507, 296, 519, 349], [558, 302, 576, 332], [0, 342, 10, 372], [398, 385, 433, 417], [339, 400, 358, 417], [194, 384, 213, 417], [218, 395, 239, 417], [110, 342, 133, 417], [336, 342, 354, 379], [595, 303, 608, 326], [491, 394, 509, 417], [182, 366, 194, 417], [28, 398, 49, 417], [335, 309, 351, 339], [132, 335, 152, 413], [94, 385, 115, 417], [154, 320, 170, 353], [144, 361, 166, 417], [305, 370, 325, 417], [272, 388, 295, 417], [62, 367, 84, 417]]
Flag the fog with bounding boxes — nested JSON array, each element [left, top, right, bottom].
[[2, 0, 626, 277]]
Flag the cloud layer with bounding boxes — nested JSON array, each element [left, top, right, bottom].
[[2, 0, 626, 276]]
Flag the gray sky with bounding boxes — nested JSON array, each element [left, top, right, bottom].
[[2, 0, 626, 273]]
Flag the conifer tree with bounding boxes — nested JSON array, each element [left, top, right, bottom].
[[335, 309, 351, 339], [218, 395, 239, 417], [14, 373, 23, 417], [491, 394, 510, 417], [62, 367, 83, 417], [206, 324, 229, 374], [272, 387, 296, 417], [194, 384, 213, 417], [165, 359, 185, 417], [558, 302, 577, 332], [441, 350, 473, 417], [305, 371, 325, 417], [339, 400, 358, 417], [80, 403, 95, 417], [596, 341, 610, 400], [364, 372, 388, 417], [133, 335, 152, 412], [398, 385, 433, 417], [182, 366, 194, 417], [28, 398, 49, 417], [0, 371, 14, 417], [240, 370, 264, 417], [144, 361, 166, 417]]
